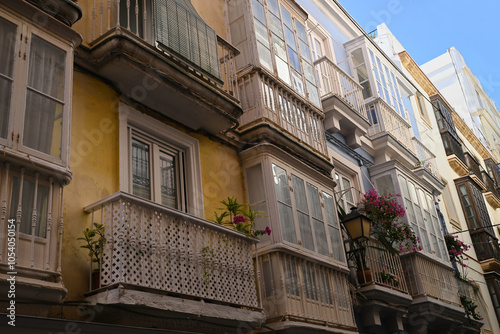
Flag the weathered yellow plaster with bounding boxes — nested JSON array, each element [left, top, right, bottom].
[[63, 70, 120, 300]]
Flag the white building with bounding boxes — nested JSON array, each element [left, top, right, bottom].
[[422, 47, 500, 163]]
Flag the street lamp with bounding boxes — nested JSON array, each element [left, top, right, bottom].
[[341, 207, 371, 243]]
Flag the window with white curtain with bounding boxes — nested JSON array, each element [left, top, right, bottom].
[[0, 13, 71, 166]]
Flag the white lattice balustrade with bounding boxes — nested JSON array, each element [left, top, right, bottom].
[[84, 192, 259, 308]]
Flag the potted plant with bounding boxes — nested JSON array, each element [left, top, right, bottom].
[[78, 223, 106, 289], [213, 196, 271, 237]]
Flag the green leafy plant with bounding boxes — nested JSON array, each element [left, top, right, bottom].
[[378, 269, 399, 287], [460, 295, 483, 324], [213, 197, 271, 237], [78, 223, 106, 270]]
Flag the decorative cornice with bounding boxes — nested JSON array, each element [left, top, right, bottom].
[[447, 155, 469, 177], [485, 192, 500, 210], [398, 51, 438, 96]]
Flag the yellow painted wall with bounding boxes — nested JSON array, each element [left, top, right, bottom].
[[196, 135, 246, 220], [192, 0, 227, 39], [63, 70, 120, 300], [62, 69, 245, 300]]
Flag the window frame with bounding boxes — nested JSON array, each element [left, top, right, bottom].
[[250, 0, 320, 107], [0, 11, 73, 168], [129, 130, 186, 211], [119, 104, 204, 217], [385, 172, 448, 262], [271, 161, 345, 263]]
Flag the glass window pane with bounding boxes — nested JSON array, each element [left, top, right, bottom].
[[291, 70, 305, 97], [0, 17, 16, 139], [276, 56, 291, 85], [257, 42, 273, 71], [252, 0, 266, 24], [0, 17, 16, 77], [269, 13, 283, 38], [314, 219, 329, 256], [0, 77, 13, 139], [159, 151, 177, 209], [306, 80, 320, 107], [329, 225, 344, 262], [298, 211, 314, 251], [288, 46, 300, 72], [272, 34, 286, 60], [292, 175, 308, 213], [280, 5, 292, 28], [284, 27, 296, 50], [342, 177, 353, 204], [23, 91, 63, 157], [273, 164, 291, 204], [299, 40, 311, 63], [295, 20, 307, 41], [28, 35, 66, 100], [303, 60, 315, 83], [132, 138, 151, 200], [254, 18, 269, 47], [323, 192, 345, 262], [306, 183, 322, 220], [279, 202, 297, 244], [268, 0, 279, 15]]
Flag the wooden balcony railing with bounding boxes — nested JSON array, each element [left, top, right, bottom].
[[256, 252, 356, 330], [358, 240, 409, 293], [412, 138, 438, 176], [239, 72, 327, 155], [366, 98, 415, 153], [401, 253, 460, 307], [84, 192, 259, 308], [88, 0, 240, 100], [314, 56, 367, 119]]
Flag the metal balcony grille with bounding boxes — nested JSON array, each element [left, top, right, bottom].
[[154, 0, 221, 81]]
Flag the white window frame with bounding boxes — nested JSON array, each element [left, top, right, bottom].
[[130, 131, 186, 211], [0, 11, 73, 168], [119, 104, 204, 217], [271, 161, 345, 263], [398, 174, 448, 261]]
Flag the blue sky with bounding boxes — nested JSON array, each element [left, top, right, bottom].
[[336, 1, 500, 108]]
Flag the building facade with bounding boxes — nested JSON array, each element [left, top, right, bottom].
[[0, 0, 499, 333]]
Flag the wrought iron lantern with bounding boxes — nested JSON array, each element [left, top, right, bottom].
[[341, 207, 371, 243]]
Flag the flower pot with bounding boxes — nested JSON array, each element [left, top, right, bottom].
[[357, 268, 372, 285]]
